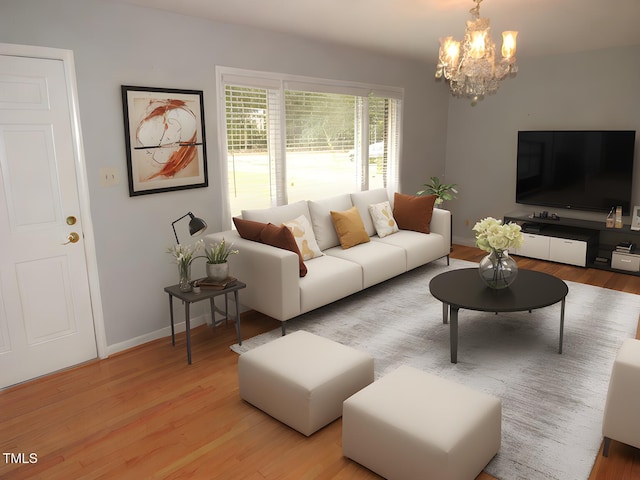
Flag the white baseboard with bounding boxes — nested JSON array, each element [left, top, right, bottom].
[[106, 313, 210, 356]]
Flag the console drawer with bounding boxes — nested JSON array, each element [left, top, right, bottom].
[[611, 251, 640, 272], [549, 237, 587, 267], [515, 233, 549, 260]]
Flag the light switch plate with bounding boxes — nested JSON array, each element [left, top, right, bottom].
[[100, 167, 120, 187]]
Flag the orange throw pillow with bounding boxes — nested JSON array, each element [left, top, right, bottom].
[[233, 217, 307, 277], [259, 224, 308, 277], [233, 217, 266, 242], [393, 193, 437, 234]]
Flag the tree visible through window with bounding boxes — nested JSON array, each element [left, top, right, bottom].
[[221, 70, 402, 217]]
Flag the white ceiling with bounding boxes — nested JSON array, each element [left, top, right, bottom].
[[113, 0, 640, 61]]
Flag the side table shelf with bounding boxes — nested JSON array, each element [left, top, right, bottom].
[[505, 212, 640, 276], [164, 280, 246, 364]]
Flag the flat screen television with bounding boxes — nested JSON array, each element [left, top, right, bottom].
[[516, 130, 636, 215]]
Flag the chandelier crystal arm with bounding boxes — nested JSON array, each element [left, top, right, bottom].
[[470, 0, 482, 18]]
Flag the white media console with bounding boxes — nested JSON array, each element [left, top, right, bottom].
[[504, 212, 640, 275]]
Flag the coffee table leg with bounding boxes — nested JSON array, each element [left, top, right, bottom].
[[442, 302, 449, 324], [450, 306, 459, 363], [558, 298, 565, 354]]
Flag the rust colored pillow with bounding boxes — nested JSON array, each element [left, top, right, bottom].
[[233, 217, 266, 242], [233, 217, 307, 277], [393, 193, 437, 234], [259, 223, 308, 277], [330, 206, 371, 249]]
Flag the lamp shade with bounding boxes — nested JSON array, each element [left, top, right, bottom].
[[188, 215, 207, 237], [172, 211, 207, 244]]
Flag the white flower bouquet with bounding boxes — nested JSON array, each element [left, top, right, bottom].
[[167, 239, 203, 278], [473, 217, 524, 253]]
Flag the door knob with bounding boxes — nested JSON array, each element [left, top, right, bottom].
[[66, 216, 77, 225], [62, 232, 80, 245]]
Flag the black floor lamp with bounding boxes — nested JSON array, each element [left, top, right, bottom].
[[171, 212, 207, 244]]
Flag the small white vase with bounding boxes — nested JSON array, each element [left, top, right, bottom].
[[206, 262, 229, 282]]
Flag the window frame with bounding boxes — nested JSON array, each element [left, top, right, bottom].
[[216, 66, 403, 228]]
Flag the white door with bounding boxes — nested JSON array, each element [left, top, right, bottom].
[[0, 49, 99, 388]]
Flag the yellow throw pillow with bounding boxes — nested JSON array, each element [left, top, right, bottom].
[[282, 214, 324, 260], [330, 206, 371, 249]]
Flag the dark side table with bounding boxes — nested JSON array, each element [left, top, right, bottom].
[[164, 280, 246, 364]]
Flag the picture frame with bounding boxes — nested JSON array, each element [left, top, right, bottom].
[[121, 85, 208, 196], [632, 205, 640, 231]]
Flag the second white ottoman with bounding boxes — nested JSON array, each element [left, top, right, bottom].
[[238, 330, 374, 436], [343, 365, 501, 480]]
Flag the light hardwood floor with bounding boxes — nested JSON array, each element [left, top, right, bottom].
[[1, 245, 639, 479]]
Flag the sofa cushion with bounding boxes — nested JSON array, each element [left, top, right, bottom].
[[393, 193, 437, 234], [308, 194, 353, 251], [242, 200, 311, 226], [233, 217, 307, 277], [325, 241, 406, 288], [351, 189, 391, 236], [283, 214, 324, 260], [368, 201, 399, 238], [373, 230, 447, 270], [299, 255, 363, 314], [330, 206, 371, 249]]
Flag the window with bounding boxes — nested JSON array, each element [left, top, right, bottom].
[[218, 67, 402, 221]]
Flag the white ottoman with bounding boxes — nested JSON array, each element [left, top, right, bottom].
[[238, 330, 374, 436], [343, 365, 501, 480], [602, 338, 640, 456]]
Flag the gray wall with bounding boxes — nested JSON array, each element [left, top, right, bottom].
[[444, 46, 640, 245], [0, 0, 449, 349]]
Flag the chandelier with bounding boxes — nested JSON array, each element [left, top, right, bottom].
[[435, 0, 518, 106]]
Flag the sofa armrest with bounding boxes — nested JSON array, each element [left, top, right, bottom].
[[430, 208, 451, 246], [205, 231, 301, 321]]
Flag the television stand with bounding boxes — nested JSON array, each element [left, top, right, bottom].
[[504, 212, 640, 276]]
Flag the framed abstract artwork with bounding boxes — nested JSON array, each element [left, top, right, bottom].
[[121, 85, 208, 196]]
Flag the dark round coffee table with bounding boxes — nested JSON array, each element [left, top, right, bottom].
[[429, 268, 569, 363]]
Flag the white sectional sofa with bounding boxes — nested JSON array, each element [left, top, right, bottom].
[[206, 188, 451, 334]]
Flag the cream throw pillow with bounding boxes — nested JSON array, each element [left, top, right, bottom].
[[283, 215, 324, 260], [368, 201, 399, 238]]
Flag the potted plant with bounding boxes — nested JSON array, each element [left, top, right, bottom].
[[203, 238, 239, 282], [416, 176, 458, 206]]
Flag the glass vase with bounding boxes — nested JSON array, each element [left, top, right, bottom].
[[478, 250, 518, 289], [178, 263, 192, 292]]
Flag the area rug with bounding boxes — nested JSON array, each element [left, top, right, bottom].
[[231, 259, 640, 480]]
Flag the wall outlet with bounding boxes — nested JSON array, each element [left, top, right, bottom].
[[100, 167, 120, 187]]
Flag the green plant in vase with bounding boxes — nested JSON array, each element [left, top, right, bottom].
[[203, 238, 239, 282], [417, 176, 458, 206]]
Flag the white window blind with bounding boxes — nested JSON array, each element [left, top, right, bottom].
[[218, 67, 403, 221]]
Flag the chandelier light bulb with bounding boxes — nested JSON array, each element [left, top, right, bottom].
[[469, 30, 488, 59], [442, 37, 461, 67], [501, 31, 518, 59]]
